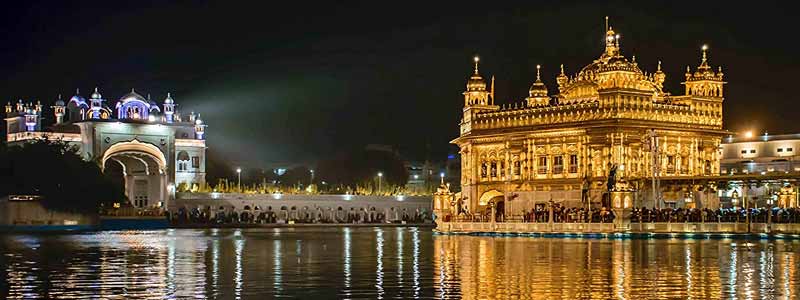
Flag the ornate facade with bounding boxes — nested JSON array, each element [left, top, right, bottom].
[[5, 88, 207, 209], [452, 20, 727, 216]]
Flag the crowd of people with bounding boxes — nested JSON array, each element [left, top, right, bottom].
[[630, 207, 800, 223], [521, 206, 616, 223], [168, 206, 432, 225], [496, 206, 800, 224]]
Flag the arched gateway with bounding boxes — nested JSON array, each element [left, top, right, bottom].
[[102, 140, 168, 207], [5, 88, 208, 210]]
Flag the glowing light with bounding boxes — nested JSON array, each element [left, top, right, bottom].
[[413, 174, 419, 180], [745, 131, 753, 138], [440, 172, 445, 178], [396, 195, 405, 201], [473, 56, 479, 63], [702, 44, 708, 51], [377, 172, 383, 177], [148, 115, 155, 122], [236, 168, 241, 174]]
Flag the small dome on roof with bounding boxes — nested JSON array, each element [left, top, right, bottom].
[[68, 89, 88, 107], [528, 65, 548, 97], [164, 92, 174, 104], [91, 87, 103, 99], [54, 95, 65, 106], [119, 88, 147, 102]]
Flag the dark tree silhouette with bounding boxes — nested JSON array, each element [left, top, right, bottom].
[[0, 139, 126, 212], [281, 166, 311, 188], [316, 148, 409, 190]]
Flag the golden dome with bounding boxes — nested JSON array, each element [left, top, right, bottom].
[[528, 65, 548, 97], [466, 56, 487, 91]]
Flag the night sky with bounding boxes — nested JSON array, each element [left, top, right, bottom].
[[2, 1, 796, 166]]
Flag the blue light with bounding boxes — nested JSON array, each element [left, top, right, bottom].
[[447, 154, 456, 159]]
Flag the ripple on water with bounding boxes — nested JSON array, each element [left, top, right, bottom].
[[1, 229, 799, 299]]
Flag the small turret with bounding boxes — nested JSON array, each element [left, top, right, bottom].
[[463, 56, 492, 107], [556, 64, 568, 92], [163, 92, 176, 123], [24, 105, 38, 132], [194, 113, 206, 140], [53, 94, 66, 124], [89, 87, 106, 119], [526, 64, 550, 107], [653, 60, 666, 92], [683, 45, 725, 98]]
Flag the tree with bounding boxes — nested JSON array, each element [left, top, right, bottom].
[[316, 148, 409, 192], [0, 139, 125, 212], [281, 166, 311, 188]]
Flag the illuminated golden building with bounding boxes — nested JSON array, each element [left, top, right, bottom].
[[452, 19, 727, 215]]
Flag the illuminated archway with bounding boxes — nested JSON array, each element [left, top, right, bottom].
[[101, 140, 168, 208], [478, 189, 504, 206]]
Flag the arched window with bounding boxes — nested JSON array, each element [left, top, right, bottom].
[[177, 151, 190, 172]]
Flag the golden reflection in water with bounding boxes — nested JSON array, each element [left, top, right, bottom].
[[433, 236, 800, 300]]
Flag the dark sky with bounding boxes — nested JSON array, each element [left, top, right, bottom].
[[1, 1, 796, 166]]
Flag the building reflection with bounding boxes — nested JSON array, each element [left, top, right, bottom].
[[433, 235, 799, 299], [0, 230, 796, 299]]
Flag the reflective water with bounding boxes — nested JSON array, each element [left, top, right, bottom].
[[0, 228, 798, 299]]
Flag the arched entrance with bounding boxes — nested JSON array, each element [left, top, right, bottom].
[[101, 140, 168, 208], [478, 190, 505, 222]]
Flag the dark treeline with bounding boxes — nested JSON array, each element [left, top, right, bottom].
[[207, 147, 410, 192], [315, 148, 409, 190], [0, 140, 125, 212]]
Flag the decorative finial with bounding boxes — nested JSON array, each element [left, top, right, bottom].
[[657, 60, 662, 71], [167, 92, 171, 98], [76, 88, 80, 95], [686, 65, 691, 73], [94, 87, 99, 93], [536, 64, 541, 81], [58, 94, 62, 100], [560, 64, 565, 75], [473, 56, 480, 74], [632, 55, 636, 63], [605, 16, 609, 32], [701, 44, 708, 63], [131, 88, 135, 93]]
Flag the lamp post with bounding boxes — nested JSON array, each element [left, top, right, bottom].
[[377, 172, 383, 194], [236, 167, 242, 192]]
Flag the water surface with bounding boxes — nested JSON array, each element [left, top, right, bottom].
[[1, 228, 799, 299]]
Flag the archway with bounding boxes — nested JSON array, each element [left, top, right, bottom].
[[101, 140, 168, 209]]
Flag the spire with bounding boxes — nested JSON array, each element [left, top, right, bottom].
[[473, 56, 480, 75], [701, 44, 708, 64], [75, 88, 80, 95], [657, 60, 662, 72], [697, 44, 712, 71], [490, 75, 495, 104], [603, 17, 619, 58]]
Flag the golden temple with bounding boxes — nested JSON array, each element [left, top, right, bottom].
[[452, 17, 727, 216]]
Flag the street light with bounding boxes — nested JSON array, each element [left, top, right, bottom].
[[236, 167, 242, 192], [377, 172, 383, 194]]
